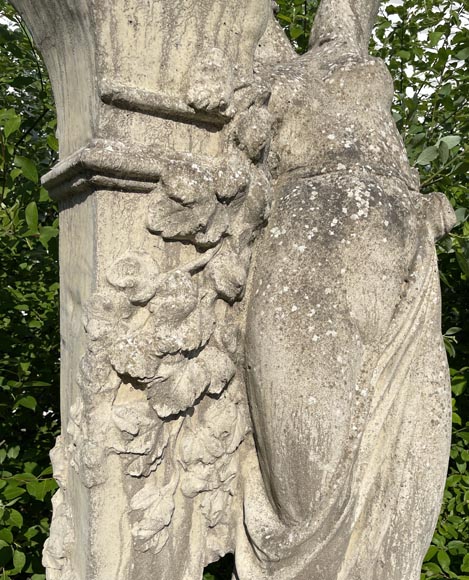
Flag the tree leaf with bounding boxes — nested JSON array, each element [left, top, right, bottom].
[[3, 113, 21, 139], [441, 135, 461, 150], [25, 201, 38, 232], [6, 509, 23, 529], [456, 47, 469, 60], [439, 141, 449, 165], [462, 553, 469, 573], [14, 156, 38, 183], [437, 550, 451, 573], [429, 31, 444, 47], [0, 529, 13, 544], [424, 546, 438, 562], [12, 549, 26, 572], [416, 146, 439, 165], [26, 478, 57, 501], [15, 395, 37, 411]]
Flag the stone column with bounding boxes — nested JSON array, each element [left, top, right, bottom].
[[10, 1, 293, 578]]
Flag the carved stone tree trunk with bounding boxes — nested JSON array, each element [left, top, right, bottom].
[[11, 1, 455, 579]]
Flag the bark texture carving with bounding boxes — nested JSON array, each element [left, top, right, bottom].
[[11, 0, 455, 578]]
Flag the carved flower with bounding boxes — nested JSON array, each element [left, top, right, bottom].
[[107, 251, 160, 305]]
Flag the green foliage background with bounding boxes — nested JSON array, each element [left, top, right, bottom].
[[0, 1, 467, 578]]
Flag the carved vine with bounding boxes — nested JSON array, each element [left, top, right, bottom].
[[46, 70, 274, 573]]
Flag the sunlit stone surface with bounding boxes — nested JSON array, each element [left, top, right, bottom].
[[11, 0, 455, 578]]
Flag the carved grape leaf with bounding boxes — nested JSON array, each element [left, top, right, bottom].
[[200, 488, 231, 528], [162, 166, 216, 205], [111, 398, 160, 442], [181, 461, 224, 498], [204, 395, 249, 456], [205, 248, 248, 303], [111, 397, 169, 477], [66, 398, 84, 441], [179, 424, 218, 467], [110, 332, 162, 381], [130, 480, 176, 553], [50, 436, 68, 489], [148, 356, 211, 418], [77, 348, 119, 394], [126, 449, 164, 478], [112, 403, 147, 437], [179, 393, 248, 467], [152, 303, 216, 355], [147, 182, 217, 242], [124, 422, 169, 477], [65, 397, 108, 487], [178, 391, 247, 498], [194, 205, 229, 248], [199, 346, 236, 395], [180, 447, 238, 498], [79, 441, 107, 486], [123, 427, 160, 456], [213, 318, 240, 355]]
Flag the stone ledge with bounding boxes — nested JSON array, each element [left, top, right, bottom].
[[100, 81, 232, 128], [42, 139, 165, 199]]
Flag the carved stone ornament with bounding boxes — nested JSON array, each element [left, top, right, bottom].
[[11, 0, 456, 578]]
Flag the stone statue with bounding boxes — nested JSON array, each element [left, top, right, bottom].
[[10, 0, 455, 578], [237, 1, 456, 579]]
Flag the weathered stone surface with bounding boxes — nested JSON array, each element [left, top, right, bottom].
[[11, 0, 455, 578]]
